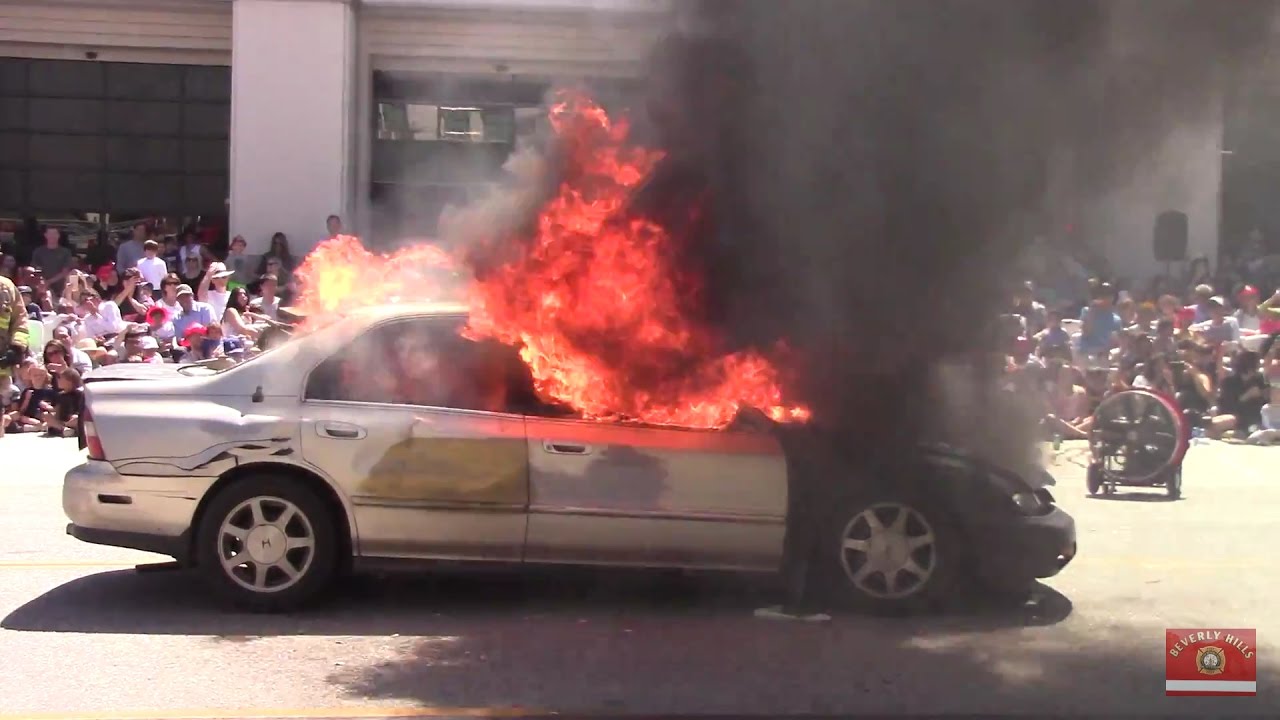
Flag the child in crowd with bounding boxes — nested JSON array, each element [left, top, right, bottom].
[[45, 367, 84, 437], [5, 366, 56, 434]]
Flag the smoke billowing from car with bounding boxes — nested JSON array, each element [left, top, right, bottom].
[[628, 0, 1276, 472]]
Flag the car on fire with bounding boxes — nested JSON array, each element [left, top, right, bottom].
[[63, 303, 1076, 613]]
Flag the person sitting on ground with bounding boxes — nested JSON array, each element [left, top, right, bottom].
[[221, 286, 265, 342], [1172, 347, 1216, 430], [144, 304, 176, 353], [1190, 296, 1240, 347], [249, 273, 281, 321], [44, 367, 83, 437], [73, 338, 108, 369], [202, 323, 244, 361], [1235, 285, 1264, 334], [1186, 283, 1216, 324], [1247, 336, 1280, 444], [77, 289, 124, 343], [7, 366, 55, 434], [1259, 288, 1280, 336], [1078, 282, 1122, 363], [1208, 350, 1268, 439], [113, 267, 148, 323], [1157, 293, 1193, 332], [177, 324, 209, 362], [1041, 360, 1093, 439], [1035, 310, 1072, 362], [137, 335, 164, 365], [171, 284, 216, 340], [198, 262, 235, 321]]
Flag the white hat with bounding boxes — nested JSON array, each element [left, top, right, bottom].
[[139, 336, 159, 350], [208, 262, 235, 279]]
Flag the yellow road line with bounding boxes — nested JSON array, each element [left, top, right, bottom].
[[0, 707, 538, 720]]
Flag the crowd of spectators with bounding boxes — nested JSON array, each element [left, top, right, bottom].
[[1, 216, 319, 437], [6, 215, 1279, 450], [1002, 243, 1280, 447]]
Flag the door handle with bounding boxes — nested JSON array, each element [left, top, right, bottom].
[[317, 421, 366, 440], [542, 440, 591, 455]]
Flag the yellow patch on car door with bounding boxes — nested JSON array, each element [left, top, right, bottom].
[[359, 437, 528, 505]]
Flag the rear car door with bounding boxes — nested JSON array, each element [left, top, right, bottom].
[[521, 412, 788, 571], [299, 316, 528, 561]]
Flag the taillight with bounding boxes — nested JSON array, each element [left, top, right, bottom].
[[83, 402, 106, 460]]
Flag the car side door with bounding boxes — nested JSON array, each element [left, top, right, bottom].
[[521, 411, 788, 571], [299, 316, 529, 562]]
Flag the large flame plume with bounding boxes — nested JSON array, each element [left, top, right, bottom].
[[291, 92, 808, 430]]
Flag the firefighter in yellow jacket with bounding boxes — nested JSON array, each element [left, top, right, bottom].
[[0, 274, 32, 438]]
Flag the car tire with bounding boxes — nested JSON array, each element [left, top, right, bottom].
[[1086, 465, 1103, 496], [195, 474, 339, 613], [814, 484, 963, 615], [1166, 469, 1182, 500]]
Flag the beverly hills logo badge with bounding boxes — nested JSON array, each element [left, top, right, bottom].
[[1166, 628, 1257, 696]]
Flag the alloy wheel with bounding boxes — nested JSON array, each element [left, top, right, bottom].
[[217, 496, 316, 594], [839, 502, 937, 600]]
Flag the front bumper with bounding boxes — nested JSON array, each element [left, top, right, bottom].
[[969, 495, 1077, 588], [62, 459, 214, 561]]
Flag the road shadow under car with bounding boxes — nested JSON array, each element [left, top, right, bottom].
[[1, 565, 1071, 637]]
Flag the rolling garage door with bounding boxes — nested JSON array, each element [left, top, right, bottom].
[[0, 0, 232, 216], [0, 58, 230, 216]]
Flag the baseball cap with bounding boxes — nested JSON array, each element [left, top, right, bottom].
[[1238, 285, 1260, 298], [139, 336, 159, 350], [180, 323, 207, 345], [175, 284, 194, 297]]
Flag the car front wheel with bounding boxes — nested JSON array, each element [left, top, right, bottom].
[[195, 475, 338, 612], [817, 490, 962, 614]]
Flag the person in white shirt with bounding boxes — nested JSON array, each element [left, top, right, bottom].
[[251, 273, 281, 321], [156, 273, 183, 318], [198, 262, 235, 320], [1234, 285, 1263, 334], [77, 289, 124, 340], [136, 239, 168, 288]]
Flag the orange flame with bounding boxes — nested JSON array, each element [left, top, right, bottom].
[[292, 92, 809, 430], [292, 235, 461, 330]]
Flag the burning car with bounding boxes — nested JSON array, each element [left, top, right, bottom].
[[64, 302, 1075, 613]]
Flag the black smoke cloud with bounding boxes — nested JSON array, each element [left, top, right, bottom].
[[624, 0, 1277, 471]]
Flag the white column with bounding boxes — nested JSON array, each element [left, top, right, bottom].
[[229, 0, 356, 256]]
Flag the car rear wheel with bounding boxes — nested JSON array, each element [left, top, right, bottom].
[[195, 475, 338, 612], [816, 488, 962, 614]]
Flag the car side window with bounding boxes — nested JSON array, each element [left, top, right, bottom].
[[304, 316, 576, 417]]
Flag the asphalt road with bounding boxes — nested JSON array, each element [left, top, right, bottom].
[[0, 434, 1276, 719]]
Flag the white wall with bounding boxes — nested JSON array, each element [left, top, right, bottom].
[[229, 0, 355, 256], [1088, 99, 1223, 286]]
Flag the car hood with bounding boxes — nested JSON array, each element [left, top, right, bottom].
[[919, 441, 1056, 489]]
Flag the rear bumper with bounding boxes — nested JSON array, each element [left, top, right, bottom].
[[66, 523, 188, 559], [62, 459, 214, 561], [970, 501, 1077, 588]]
